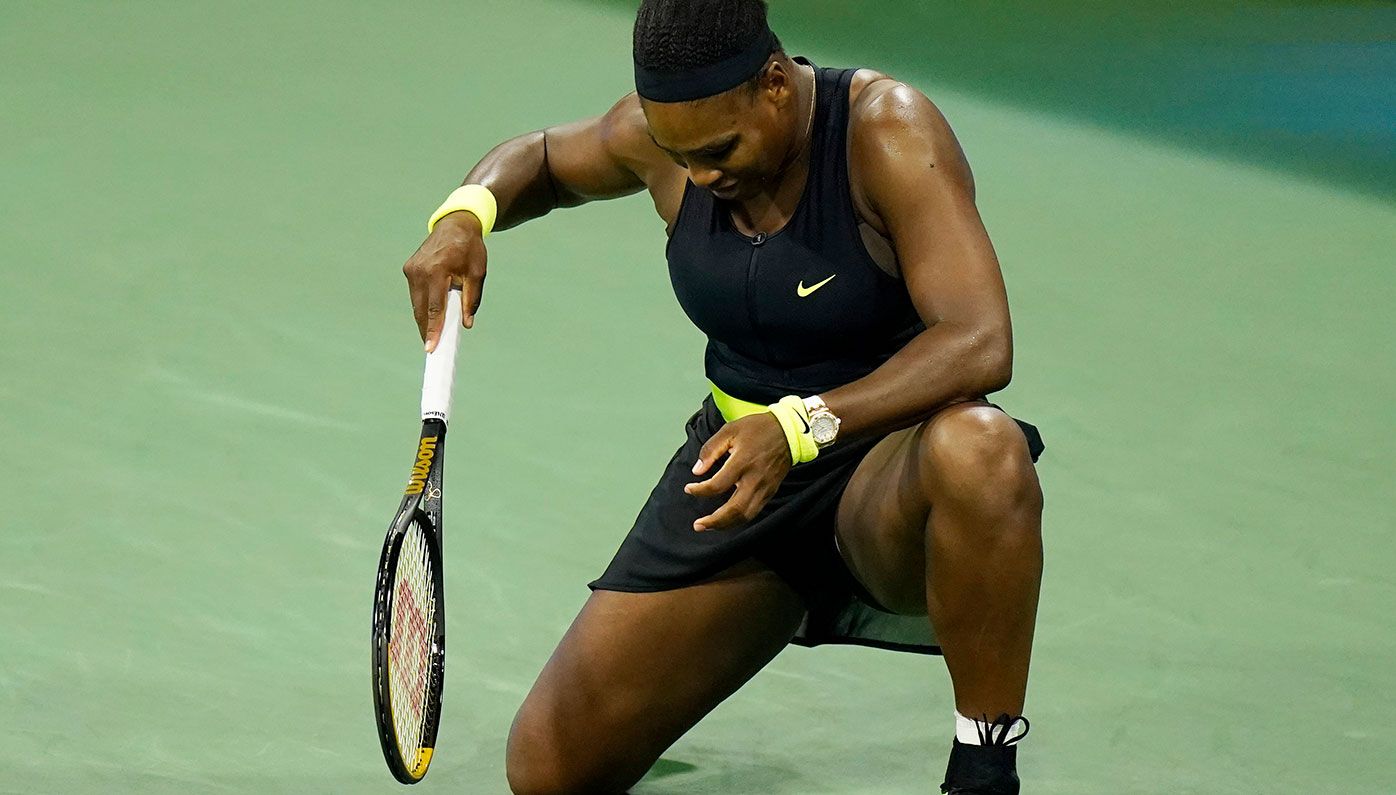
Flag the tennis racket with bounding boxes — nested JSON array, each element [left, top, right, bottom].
[[372, 287, 463, 784]]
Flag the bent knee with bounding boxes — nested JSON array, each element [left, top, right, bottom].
[[920, 405, 1041, 513], [506, 702, 641, 795], [506, 705, 576, 795]]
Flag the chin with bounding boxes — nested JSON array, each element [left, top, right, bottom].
[[716, 179, 763, 201]]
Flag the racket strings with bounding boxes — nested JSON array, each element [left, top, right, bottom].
[[388, 522, 437, 762]]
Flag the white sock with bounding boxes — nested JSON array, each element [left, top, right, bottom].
[[955, 710, 1028, 745]]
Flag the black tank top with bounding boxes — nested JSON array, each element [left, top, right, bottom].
[[666, 60, 924, 404]]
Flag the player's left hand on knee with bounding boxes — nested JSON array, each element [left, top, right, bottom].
[[684, 414, 791, 531]]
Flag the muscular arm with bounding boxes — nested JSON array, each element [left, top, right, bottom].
[[407, 94, 670, 345], [821, 83, 1013, 439], [447, 94, 661, 231]]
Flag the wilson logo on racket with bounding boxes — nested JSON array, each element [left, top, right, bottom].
[[404, 436, 439, 495]]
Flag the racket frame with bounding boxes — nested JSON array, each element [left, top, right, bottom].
[[371, 419, 448, 784]]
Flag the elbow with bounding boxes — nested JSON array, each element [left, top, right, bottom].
[[974, 325, 1014, 395]]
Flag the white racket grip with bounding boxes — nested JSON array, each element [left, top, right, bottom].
[[420, 288, 463, 423]]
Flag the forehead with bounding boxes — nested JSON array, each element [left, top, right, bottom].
[[642, 91, 753, 152]]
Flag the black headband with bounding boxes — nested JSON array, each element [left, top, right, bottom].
[[634, 28, 776, 103]]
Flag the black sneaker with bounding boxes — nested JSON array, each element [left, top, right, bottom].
[[939, 713, 1029, 795]]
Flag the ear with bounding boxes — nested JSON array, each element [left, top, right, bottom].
[[756, 58, 795, 107]]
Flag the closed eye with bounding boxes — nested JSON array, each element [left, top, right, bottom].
[[697, 143, 735, 161], [648, 132, 737, 166]]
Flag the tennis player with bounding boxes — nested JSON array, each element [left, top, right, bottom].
[[403, 1, 1045, 792]]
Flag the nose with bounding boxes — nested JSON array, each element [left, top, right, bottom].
[[688, 166, 724, 189]]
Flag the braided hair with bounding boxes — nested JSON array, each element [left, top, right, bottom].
[[633, 0, 783, 88]]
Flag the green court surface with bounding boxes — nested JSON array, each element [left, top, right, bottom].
[[2, 2, 1393, 793]]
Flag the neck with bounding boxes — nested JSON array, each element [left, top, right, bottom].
[[773, 62, 816, 181]]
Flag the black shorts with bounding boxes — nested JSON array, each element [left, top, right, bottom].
[[589, 396, 1045, 655]]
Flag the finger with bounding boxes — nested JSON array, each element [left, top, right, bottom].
[[692, 427, 734, 476], [422, 276, 449, 352], [694, 484, 757, 532], [461, 272, 484, 330], [405, 261, 430, 343], [408, 279, 429, 343], [684, 454, 742, 498]]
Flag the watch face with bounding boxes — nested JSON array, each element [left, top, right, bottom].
[[811, 415, 838, 445]]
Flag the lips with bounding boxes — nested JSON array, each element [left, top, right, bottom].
[[711, 182, 738, 197]]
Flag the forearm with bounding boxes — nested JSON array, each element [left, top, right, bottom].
[[457, 130, 561, 232], [820, 322, 1012, 441]]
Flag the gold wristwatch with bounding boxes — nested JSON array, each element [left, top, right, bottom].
[[802, 395, 842, 449]]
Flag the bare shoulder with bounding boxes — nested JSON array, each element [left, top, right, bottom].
[[594, 92, 688, 225], [848, 70, 960, 155], [598, 92, 683, 185], [846, 70, 974, 225]]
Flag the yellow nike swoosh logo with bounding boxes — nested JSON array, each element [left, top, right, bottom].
[[796, 274, 836, 298]]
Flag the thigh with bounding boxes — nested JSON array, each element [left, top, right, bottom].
[[506, 559, 806, 795], [835, 399, 1024, 615], [834, 419, 934, 617]]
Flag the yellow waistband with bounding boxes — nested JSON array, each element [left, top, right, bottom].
[[710, 382, 819, 464], [709, 381, 767, 422]]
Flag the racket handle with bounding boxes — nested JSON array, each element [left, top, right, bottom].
[[421, 286, 463, 423]]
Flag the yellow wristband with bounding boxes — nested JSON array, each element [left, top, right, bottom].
[[428, 184, 498, 236], [766, 395, 820, 465]]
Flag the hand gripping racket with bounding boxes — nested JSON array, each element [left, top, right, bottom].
[[372, 288, 463, 784]]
